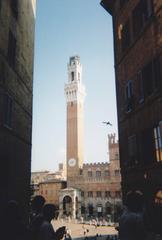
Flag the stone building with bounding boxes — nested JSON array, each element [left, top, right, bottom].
[[0, 0, 36, 218], [59, 56, 122, 220], [39, 179, 67, 208], [100, 0, 162, 204], [31, 164, 66, 197], [31, 171, 50, 185]]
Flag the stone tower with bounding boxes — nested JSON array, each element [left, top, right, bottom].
[[64, 56, 85, 187]]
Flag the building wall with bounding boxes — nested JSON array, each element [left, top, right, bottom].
[[101, 0, 162, 202], [59, 134, 122, 218], [31, 171, 49, 185], [0, 0, 36, 218], [38, 180, 67, 207], [32, 134, 122, 219], [78, 135, 121, 218]]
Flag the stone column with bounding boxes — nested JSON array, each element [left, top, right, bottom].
[[59, 199, 63, 218], [72, 197, 76, 219]]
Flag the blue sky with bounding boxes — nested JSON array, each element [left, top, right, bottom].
[[31, 0, 118, 172]]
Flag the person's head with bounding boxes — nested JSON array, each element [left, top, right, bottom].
[[43, 204, 56, 222], [31, 195, 45, 214], [126, 191, 144, 212]]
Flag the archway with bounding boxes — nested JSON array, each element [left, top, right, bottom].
[[105, 201, 111, 215], [63, 195, 72, 216], [88, 204, 94, 216]]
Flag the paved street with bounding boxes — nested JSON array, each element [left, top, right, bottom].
[[52, 220, 118, 239]]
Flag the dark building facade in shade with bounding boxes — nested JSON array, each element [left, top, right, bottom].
[[100, 0, 162, 204], [0, 0, 36, 218]]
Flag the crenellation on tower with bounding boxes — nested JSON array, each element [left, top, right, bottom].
[[108, 133, 117, 145]]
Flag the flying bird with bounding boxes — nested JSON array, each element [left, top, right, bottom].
[[102, 121, 112, 126]]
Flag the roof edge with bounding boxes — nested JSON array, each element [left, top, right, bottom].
[[100, 0, 113, 15]]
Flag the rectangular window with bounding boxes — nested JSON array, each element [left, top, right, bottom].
[[96, 171, 101, 177], [115, 170, 120, 176], [88, 191, 93, 198], [121, 20, 131, 53], [126, 80, 133, 99], [88, 171, 92, 177], [81, 191, 84, 197], [3, 94, 13, 128], [105, 191, 111, 198], [105, 170, 110, 177], [8, 31, 16, 68], [154, 123, 162, 162], [125, 80, 134, 112], [96, 191, 102, 198], [10, 0, 18, 19], [71, 72, 74, 81]]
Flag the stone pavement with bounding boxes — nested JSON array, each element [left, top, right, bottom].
[[52, 220, 118, 240]]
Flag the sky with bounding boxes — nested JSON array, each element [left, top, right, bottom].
[[31, 0, 118, 172]]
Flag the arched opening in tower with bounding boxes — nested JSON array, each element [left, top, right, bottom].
[[63, 195, 72, 216]]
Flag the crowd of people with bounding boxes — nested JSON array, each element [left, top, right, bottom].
[[1, 192, 162, 240], [1, 196, 66, 240], [117, 191, 162, 240]]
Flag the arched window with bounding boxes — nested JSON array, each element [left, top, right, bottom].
[[96, 170, 101, 177], [88, 171, 92, 177], [105, 170, 110, 177], [71, 71, 74, 81]]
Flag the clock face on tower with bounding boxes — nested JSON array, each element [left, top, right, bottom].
[[68, 158, 76, 167]]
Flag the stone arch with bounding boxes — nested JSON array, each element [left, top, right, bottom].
[[88, 203, 94, 216], [105, 201, 111, 215], [63, 195, 72, 216]]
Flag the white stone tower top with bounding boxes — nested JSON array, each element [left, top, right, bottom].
[[65, 56, 85, 103]]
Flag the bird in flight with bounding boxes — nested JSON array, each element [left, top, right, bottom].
[[102, 121, 112, 126]]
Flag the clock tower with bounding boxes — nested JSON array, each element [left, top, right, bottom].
[[65, 56, 85, 187]]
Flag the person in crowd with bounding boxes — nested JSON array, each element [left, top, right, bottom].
[[118, 191, 147, 240], [30, 195, 46, 240], [39, 203, 66, 240], [30, 195, 46, 221], [1, 200, 29, 240], [144, 194, 162, 239], [64, 227, 72, 240]]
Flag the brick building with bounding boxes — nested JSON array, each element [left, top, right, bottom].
[[39, 179, 67, 207], [59, 56, 122, 220], [0, 0, 36, 218], [100, 0, 162, 204], [59, 133, 121, 221], [32, 133, 121, 221]]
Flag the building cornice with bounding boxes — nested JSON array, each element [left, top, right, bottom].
[[100, 0, 114, 15]]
